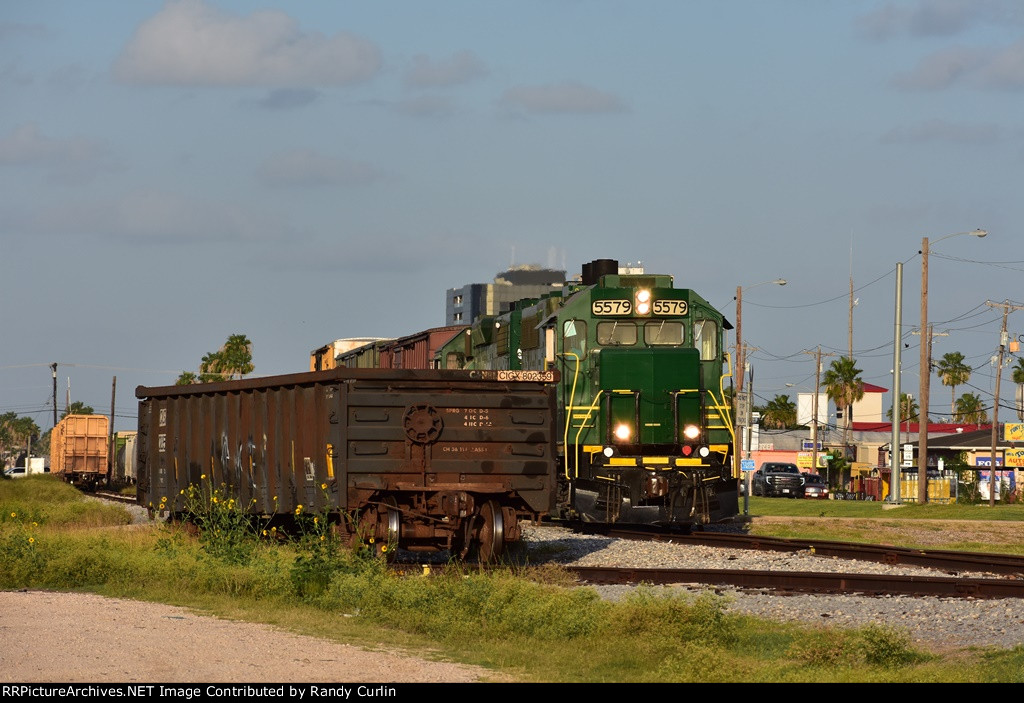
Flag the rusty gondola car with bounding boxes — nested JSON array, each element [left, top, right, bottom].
[[136, 367, 558, 561]]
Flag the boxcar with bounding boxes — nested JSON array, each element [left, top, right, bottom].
[[50, 414, 109, 490], [136, 367, 558, 560]]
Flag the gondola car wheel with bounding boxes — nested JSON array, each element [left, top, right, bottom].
[[476, 499, 505, 563], [361, 497, 401, 562]]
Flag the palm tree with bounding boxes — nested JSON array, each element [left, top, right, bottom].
[[1013, 358, 1024, 385], [822, 356, 864, 448], [935, 352, 972, 415], [199, 351, 226, 383], [758, 394, 797, 429], [175, 371, 199, 385], [885, 392, 919, 424], [61, 401, 95, 418], [954, 392, 988, 425], [218, 334, 254, 379]]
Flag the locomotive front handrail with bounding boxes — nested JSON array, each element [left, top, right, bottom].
[[570, 390, 604, 480]]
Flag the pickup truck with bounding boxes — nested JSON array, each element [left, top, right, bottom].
[[752, 462, 803, 498]]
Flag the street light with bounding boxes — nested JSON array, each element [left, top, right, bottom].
[[918, 229, 987, 504], [734, 278, 786, 514], [888, 262, 904, 504]]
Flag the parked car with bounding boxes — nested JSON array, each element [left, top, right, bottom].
[[3, 464, 49, 479], [752, 462, 803, 497], [801, 473, 829, 499]]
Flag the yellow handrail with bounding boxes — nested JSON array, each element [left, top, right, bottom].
[[572, 390, 604, 480], [561, 352, 580, 481]]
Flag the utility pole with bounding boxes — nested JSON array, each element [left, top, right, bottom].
[[813, 347, 821, 476], [109, 376, 116, 486], [912, 325, 948, 502], [986, 301, 1024, 507], [50, 363, 58, 428], [801, 348, 835, 479]]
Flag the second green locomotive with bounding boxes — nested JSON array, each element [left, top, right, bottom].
[[437, 259, 739, 528]]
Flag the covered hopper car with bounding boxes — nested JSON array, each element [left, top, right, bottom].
[[136, 367, 558, 561]]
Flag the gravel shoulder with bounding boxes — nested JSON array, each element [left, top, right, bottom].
[[0, 590, 503, 684]]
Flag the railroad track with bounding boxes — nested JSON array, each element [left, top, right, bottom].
[[91, 494, 1024, 599], [563, 565, 1024, 600], [571, 522, 1024, 577], [94, 490, 138, 505]]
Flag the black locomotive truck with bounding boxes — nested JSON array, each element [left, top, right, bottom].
[[136, 367, 559, 561]]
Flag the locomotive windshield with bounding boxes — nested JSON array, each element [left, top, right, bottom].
[[597, 321, 637, 346], [644, 320, 684, 345]]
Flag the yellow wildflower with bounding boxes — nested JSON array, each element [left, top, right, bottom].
[[200, 474, 206, 480], [10, 512, 15, 518], [28, 537, 34, 544], [321, 482, 327, 490]]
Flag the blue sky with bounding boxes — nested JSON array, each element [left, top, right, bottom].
[[2, 0, 1022, 434]]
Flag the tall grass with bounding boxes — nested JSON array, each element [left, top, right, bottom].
[[2, 475, 1023, 682]]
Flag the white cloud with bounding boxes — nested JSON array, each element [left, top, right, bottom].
[[0, 122, 117, 183], [114, 0, 381, 87], [251, 88, 322, 110], [29, 189, 289, 242], [256, 149, 383, 188], [976, 38, 1024, 90], [857, 0, 1017, 41], [394, 94, 457, 118], [891, 46, 988, 89], [892, 40, 1024, 91], [403, 51, 488, 89], [880, 119, 1001, 144], [500, 81, 626, 115]]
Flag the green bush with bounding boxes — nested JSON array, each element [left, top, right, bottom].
[[858, 623, 924, 667]]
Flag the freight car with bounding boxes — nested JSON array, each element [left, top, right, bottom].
[[335, 325, 466, 370], [111, 430, 138, 486], [437, 258, 738, 529], [50, 414, 109, 490], [136, 367, 558, 561]]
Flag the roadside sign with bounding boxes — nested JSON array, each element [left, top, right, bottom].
[[741, 459, 756, 472]]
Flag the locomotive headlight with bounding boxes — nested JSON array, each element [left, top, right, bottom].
[[682, 424, 701, 440], [635, 289, 651, 315], [614, 424, 632, 442]]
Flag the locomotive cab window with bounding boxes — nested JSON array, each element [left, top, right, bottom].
[[563, 319, 587, 357], [597, 321, 637, 346], [693, 319, 718, 360], [644, 320, 683, 346]]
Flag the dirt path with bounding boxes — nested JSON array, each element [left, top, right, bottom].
[[0, 591, 504, 683]]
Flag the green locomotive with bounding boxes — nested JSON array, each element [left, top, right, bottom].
[[437, 259, 739, 528]]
